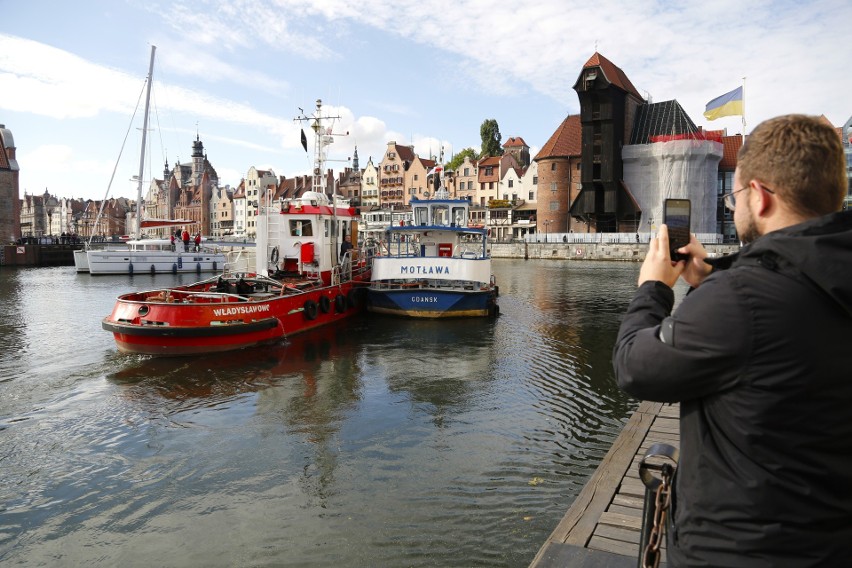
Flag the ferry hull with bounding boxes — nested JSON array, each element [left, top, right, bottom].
[[102, 283, 367, 356], [366, 288, 497, 318]]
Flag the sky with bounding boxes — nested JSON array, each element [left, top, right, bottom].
[[1, 0, 850, 202]]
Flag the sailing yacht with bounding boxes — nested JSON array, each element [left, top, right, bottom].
[[74, 46, 226, 276]]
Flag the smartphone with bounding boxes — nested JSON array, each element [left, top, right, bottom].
[[663, 198, 691, 261]]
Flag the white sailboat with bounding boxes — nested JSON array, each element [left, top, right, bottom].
[[74, 45, 226, 276]]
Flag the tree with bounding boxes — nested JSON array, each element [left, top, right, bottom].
[[445, 147, 478, 172], [479, 119, 502, 158]]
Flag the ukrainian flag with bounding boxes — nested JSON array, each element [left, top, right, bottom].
[[703, 86, 744, 120]]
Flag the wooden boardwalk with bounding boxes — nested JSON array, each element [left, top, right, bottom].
[[529, 401, 679, 568]]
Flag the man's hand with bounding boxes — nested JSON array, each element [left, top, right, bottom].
[[638, 224, 686, 288], [679, 233, 713, 288]]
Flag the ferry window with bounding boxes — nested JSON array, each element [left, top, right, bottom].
[[451, 207, 466, 226], [415, 207, 429, 226], [290, 220, 313, 236], [433, 205, 449, 225]]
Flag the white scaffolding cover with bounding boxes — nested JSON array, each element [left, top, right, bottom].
[[623, 139, 723, 234]]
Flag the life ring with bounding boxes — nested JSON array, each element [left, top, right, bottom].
[[575, 248, 582, 256], [270, 246, 280, 264], [318, 295, 331, 313], [303, 299, 318, 320], [334, 294, 347, 313]]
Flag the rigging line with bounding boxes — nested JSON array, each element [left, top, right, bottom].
[[152, 83, 167, 175], [88, 77, 147, 245]]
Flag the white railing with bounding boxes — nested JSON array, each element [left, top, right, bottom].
[[523, 232, 724, 244]]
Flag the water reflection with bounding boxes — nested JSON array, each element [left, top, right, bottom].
[[0, 261, 643, 567]]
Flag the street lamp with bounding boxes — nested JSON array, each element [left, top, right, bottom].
[[543, 220, 552, 243]]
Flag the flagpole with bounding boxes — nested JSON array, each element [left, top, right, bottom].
[[742, 76, 747, 134]]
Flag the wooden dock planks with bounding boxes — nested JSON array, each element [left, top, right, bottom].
[[529, 401, 679, 568]]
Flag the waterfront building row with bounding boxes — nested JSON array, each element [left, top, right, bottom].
[[3, 51, 851, 244]]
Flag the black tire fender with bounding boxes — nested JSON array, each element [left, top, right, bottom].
[[303, 299, 319, 320]]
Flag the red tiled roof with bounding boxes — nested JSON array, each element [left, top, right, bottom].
[[417, 157, 437, 169], [392, 143, 416, 163], [503, 136, 528, 148], [535, 114, 581, 160], [581, 52, 643, 101], [719, 135, 743, 170]]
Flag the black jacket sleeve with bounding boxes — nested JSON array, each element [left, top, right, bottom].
[[613, 273, 750, 403]]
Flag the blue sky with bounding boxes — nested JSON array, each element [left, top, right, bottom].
[[2, 0, 850, 201]]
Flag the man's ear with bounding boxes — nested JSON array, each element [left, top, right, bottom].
[[753, 182, 775, 218]]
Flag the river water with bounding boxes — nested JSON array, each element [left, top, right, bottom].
[[0, 259, 645, 567]]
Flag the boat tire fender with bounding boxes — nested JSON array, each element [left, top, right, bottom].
[[172, 263, 178, 275], [128, 262, 134, 275], [270, 246, 279, 264], [303, 299, 319, 320], [150, 264, 156, 275], [196, 262, 201, 274], [335, 294, 347, 313], [346, 288, 360, 308], [319, 295, 331, 313]]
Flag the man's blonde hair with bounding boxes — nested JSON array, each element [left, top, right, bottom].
[[737, 114, 847, 217]]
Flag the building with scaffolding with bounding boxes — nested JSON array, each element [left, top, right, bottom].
[[542, 52, 737, 237]]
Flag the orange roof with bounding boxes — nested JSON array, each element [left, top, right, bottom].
[[503, 136, 528, 148], [478, 155, 500, 165], [719, 134, 743, 170], [535, 114, 581, 160], [390, 143, 416, 163], [581, 52, 643, 101]]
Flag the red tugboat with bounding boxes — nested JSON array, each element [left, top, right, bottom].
[[102, 100, 374, 356]]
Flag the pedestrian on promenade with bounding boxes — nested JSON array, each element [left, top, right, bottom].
[[170, 233, 175, 251], [612, 114, 852, 567], [181, 229, 190, 252], [194, 232, 201, 252]]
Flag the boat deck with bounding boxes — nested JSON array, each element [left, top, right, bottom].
[[529, 401, 679, 568]]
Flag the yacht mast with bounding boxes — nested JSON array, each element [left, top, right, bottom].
[[134, 45, 156, 239]]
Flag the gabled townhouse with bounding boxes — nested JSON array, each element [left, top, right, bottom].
[[379, 142, 415, 209], [232, 180, 247, 237], [244, 166, 278, 238], [360, 158, 379, 209], [451, 155, 478, 203], [405, 155, 437, 206], [337, 147, 362, 206], [210, 185, 234, 237]]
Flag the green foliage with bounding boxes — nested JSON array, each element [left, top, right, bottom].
[[445, 147, 478, 172], [479, 119, 503, 158]]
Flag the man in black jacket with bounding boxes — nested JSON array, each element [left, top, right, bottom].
[[613, 114, 852, 567]]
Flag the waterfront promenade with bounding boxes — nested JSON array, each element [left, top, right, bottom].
[[529, 400, 679, 568]]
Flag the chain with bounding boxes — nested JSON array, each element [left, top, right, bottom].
[[641, 463, 673, 568]]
